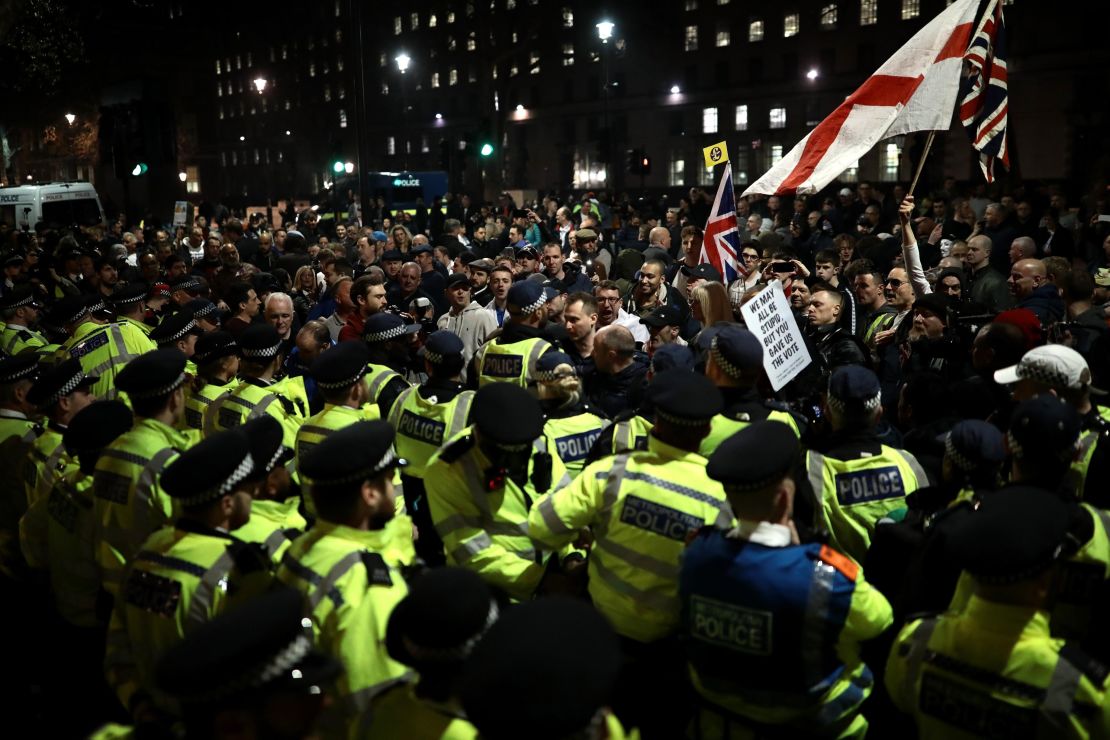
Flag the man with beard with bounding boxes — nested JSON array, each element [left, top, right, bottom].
[[469, 258, 495, 306]]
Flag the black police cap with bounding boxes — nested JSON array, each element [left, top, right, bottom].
[[710, 325, 764, 378], [46, 295, 89, 328], [84, 294, 110, 317], [943, 419, 1006, 473], [419, 330, 465, 366], [0, 284, 38, 311], [309, 340, 369, 390], [386, 567, 497, 667], [364, 312, 421, 344], [461, 598, 622, 740], [150, 309, 201, 347], [827, 365, 882, 414], [155, 587, 340, 704], [708, 420, 799, 492], [948, 487, 1078, 584], [239, 323, 283, 361], [241, 415, 288, 482], [185, 298, 218, 321], [0, 353, 40, 385], [115, 348, 187, 399], [161, 429, 255, 507], [27, 358, 97, 407], [1008, 394, 1082, 463], [647, 369, 723, 426], [193, 331, 239, 365], [63, 400, 133, 457], [651, 343, 695, 374], [109, 283, 147, 307], [300, 420, 405, 487], [473, 383, 544, 449], [534, 351, 576, 382]]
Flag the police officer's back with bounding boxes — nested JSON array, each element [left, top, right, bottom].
[[886, 488, 1110, 739], [362, 311, 419, 414], [470, 280, 555, 388], [682, 421, 893, 738], [183, 331, 240, 434], [533, 351, 609, 479]]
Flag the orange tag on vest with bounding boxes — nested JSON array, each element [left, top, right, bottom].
[[819, 545, 858, 582]]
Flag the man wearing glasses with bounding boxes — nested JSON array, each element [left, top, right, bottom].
[[873, 267, 915, 412]]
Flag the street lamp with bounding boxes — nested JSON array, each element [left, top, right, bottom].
[[596, 20, 615, 43], [64, 113, 76, 125], [395, 53, 411, 74], [806, 68, 819, 81], [178, 171, 187, 182], [252, 77, 268, 93], [597, 20, 616, 190], [669, 85, 681, 95], [395, 53, 412, 170]]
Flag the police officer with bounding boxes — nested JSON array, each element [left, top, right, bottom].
[[358, 567, 493, 738], [681, 420, 894, 738], [533, 351, 609, 479], [93, 348, 191, 596], [206, 324, 305, 449], [386, 330, 476, 566], [425, 382, 569, 601], [61, 294, 156, 400], [227, 415, 306, 565], [148, 308, 203, 374], [801, 365, 929, 563], [24, 401, 132, 738], [108, 284, 153, 337], [886, 488, 1110, 739], [296, 340, 381, 473], [277, 421, 413, 723], [19, 359, 97, 557], [529, 369, 729, 738], [0, 355, 42, 568], [0, 285, 46, 356], [362, 311, 418, 413], [105, 426, 274, 717], [151, 589, 341, 740], [471, 280, 555, 388], [700, 325, 806, 456], [461, 598, 636, 740], [184, 297, 220, 332], [184, 331, 240, 433]]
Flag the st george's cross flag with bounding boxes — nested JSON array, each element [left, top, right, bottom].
[[743, 0, 981, 196], [959, 0, 1009, 182], [699, 164, 746, 282]]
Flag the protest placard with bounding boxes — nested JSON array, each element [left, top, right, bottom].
[[738, 279, 811, 391]]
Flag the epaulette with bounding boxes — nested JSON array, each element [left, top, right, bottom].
[[437, 434, 474, 464], [275, 394, 297, 416]]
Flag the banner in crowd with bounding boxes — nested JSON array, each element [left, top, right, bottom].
[[742, 0, 981, 196], [698, 158, 746, 283], [739, 279, 811, 391]]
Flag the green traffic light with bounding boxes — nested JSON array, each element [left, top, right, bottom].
[[130, 163, 148, 176], [479, 143, 494, 157], [332, 161, 344, 174]]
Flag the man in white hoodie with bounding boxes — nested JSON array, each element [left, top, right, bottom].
[[437, 273, 497, 381]]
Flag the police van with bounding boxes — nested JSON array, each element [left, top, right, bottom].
[[0, 181, 107, 231]]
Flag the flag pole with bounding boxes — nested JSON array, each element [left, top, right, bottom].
[[906, 130, 937, 198]]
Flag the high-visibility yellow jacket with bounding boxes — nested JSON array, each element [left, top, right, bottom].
[[205, 378, 305, 449], [473, 336, 551, 388], [182, 377, 238, 433], [63, 321, 157, 400], [0, 324, 47, 356], [233, 497, 307, 565], [387, 386, 476, 477], [529, 435, 730, 642]]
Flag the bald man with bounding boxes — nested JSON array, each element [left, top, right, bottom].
[[964, 235, 1014, 313], [648, 226, 671, 252], [1009, 258, 1064, 324], [1008, 236, 1037, 265], [589, 325, 648, 417]]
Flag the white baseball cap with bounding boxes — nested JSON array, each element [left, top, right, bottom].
[[994, 344, 1093, 391]]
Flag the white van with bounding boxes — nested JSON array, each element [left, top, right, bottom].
[[0, 181, 107, 231]]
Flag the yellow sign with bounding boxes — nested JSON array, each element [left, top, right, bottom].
[[702, 141, 729, 168]]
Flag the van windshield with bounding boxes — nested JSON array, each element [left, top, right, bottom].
[[41, 198, 102, 227]]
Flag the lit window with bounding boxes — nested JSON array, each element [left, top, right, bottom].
[[429, 13, 437, 27], [860, 0, 877, 25], [510, 64, 519, 76], [703, 107, 718, 134], [684, 0, 697, 9], [282, 45, 288, 60], [512, 31, 518, 43], [236, 54, 241, 69], [562, 7, 573, 27], [447, 10, 455, 22], [669, 155, 685, 186], [884, 143, 901, 179], [506, 0, 515, 8], [387, 136, 396, 155], [431, 72, 440, 88], [448, 36, 457, 51], [468, 66, 477, 82], [421, 135, 430, 153], [449, 68, 458, 85], [339, 109, 347, 128], [841, 160, 859, 182], [394, 16, 402, 35], [718, 0, 730, 4], [901, 0, 920, 19], [684, 25, 698, 51], [784, 13, 799, 37], [337, 58, 344, 71], [716, 25, 730, 47], [323, 85, 331, 102], [215, 59, 221, 75], [379, 53, 386, 67], [409, 11, 419, 29], [562, 43, 574, 66], [530, 52, 540, 74], [771, 145, 783, 165], [247, 53, 252, 67], [468, 32, 476, 51], [216, 83, 222, 97], [338, 86, 346, 99], [735, 104, 748, 131], [733, 150, 749, 183], [770, 107, 786, 128], [749, 19, 764, 41], [309, 63, 316, 77], [218, 106, 224, 120], [492, 65, 498, 79], [381, 82, 389, 95], [821, 4, 837, 28], [186, 166, 200, 193]]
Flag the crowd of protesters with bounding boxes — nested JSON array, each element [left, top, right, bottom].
[[3, 174, 1110, 739]]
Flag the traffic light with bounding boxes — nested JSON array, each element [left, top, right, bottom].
[[627, 148, 650, 175], [479, 142, 494, 157], [130, 163, 149, 177], [640, 153, 652, 175], [332, 160, 344, 174]]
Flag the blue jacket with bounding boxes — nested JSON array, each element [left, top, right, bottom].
[[1017, 283, 1065, 325]]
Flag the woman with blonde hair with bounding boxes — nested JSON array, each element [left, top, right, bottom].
[[690, 280, 732, 330], [534, 351, 609, 480], [291, 265, 319, 324], [390, 224, 414, 254]]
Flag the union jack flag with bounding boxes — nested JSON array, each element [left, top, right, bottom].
[[699, 165, 746, 282], [959, 0, 1009, 182]]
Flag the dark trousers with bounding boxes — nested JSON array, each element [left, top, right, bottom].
[[401, 473, 446, 567]]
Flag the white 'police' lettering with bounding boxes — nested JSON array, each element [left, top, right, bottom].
[[833, 466, 905, 506], [555, 429, 603, 462], [483, 354, 524, 378], [398, 409, 447, 445], [690, 595, 773, 655], [619, 495, 702, 541]]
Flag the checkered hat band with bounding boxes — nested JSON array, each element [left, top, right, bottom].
[[112, 294, 144, 306], [826, 391, 882, 414], [194, 304, 215, 318], [127, 371, 187, 400], [424, 349, 444, 365], [2, 363, 39, 383], [181, 632, 313, 703], [87, 300, 108, 314], [259, 444, 285, 474], [517, 296, 546, 315], [316, 368, 366, 390], [710, 338, 743, 379], [4, 294, 33, 309], [402, 601, 500, 663], [655, 408, 713, 427], [944, 433, 977, 472], [157, 319, 198, 345], [43, 371, 88, 406], [242, 343, 281, 359], [365, 324, 408, 343], [62, 307, 89, 325], [1018, 360, 1075, 390], [195, 342, 237, 364], [176, 453, 256, 506]]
